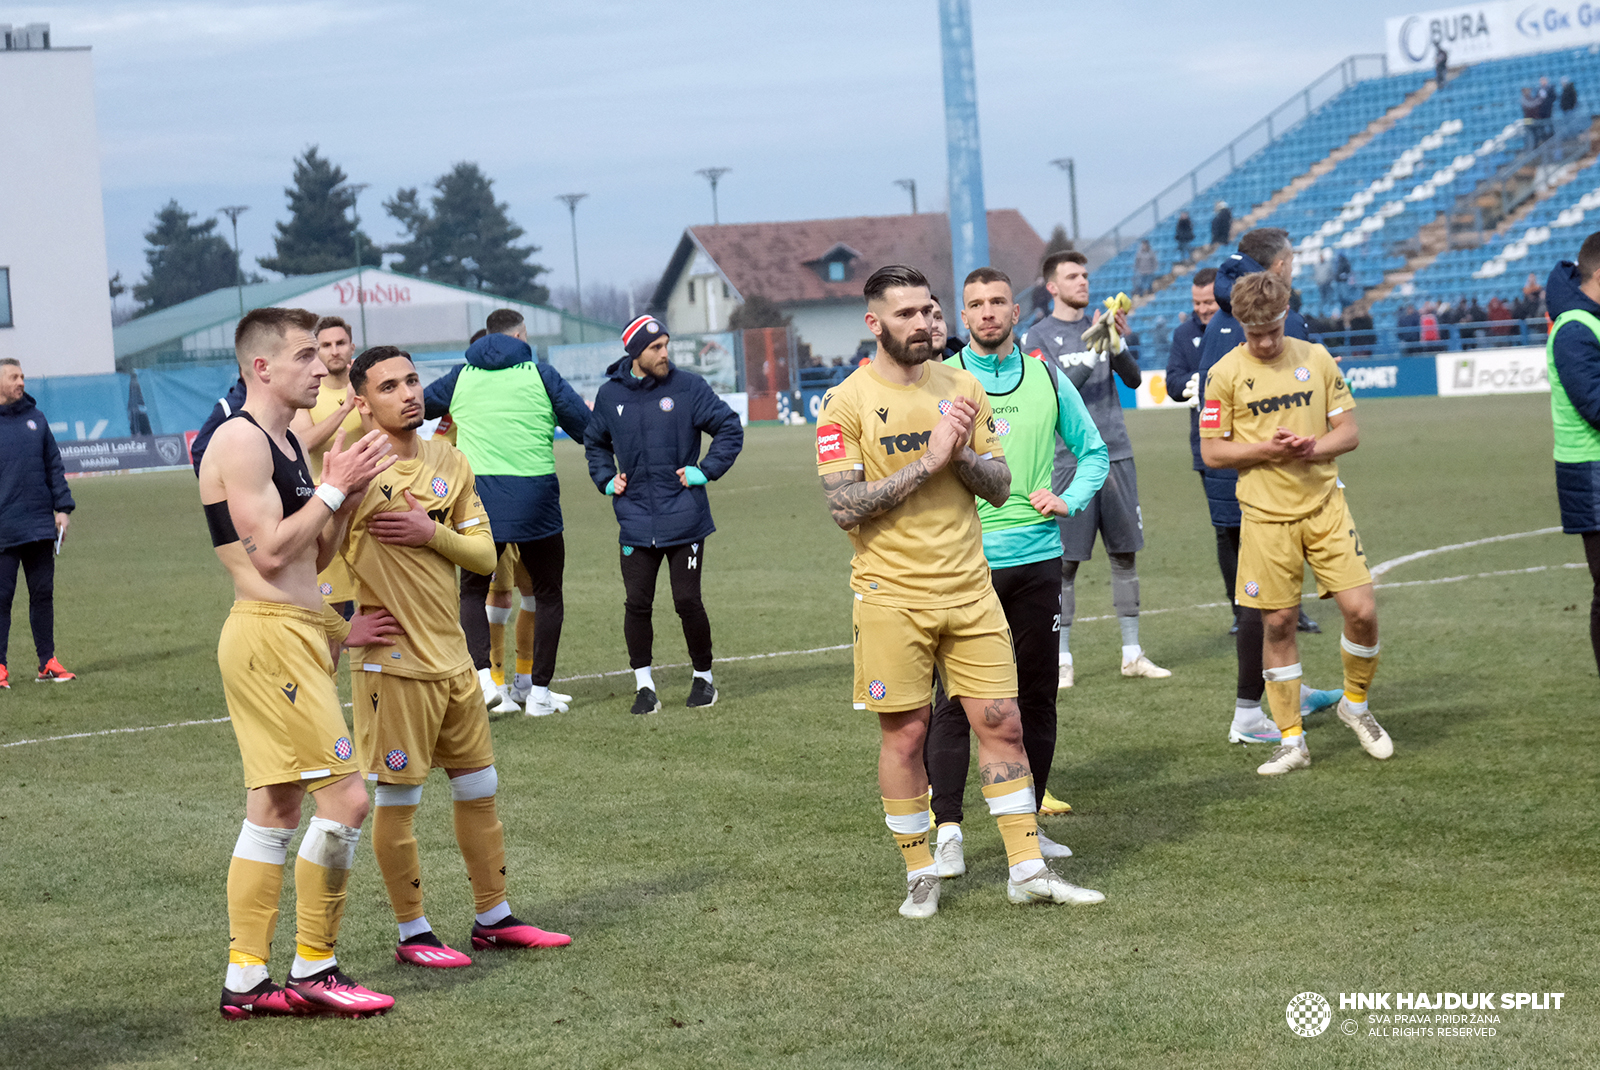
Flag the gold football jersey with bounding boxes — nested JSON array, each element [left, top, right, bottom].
[[1200, 336, 1356, 522], [816, 360, 1004, 608], [305, 383, 367, 482], [342, 436, 490, 679]]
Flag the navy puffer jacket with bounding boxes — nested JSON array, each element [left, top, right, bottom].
[[584, 358, 744, 547], [0, 392, 74, 550]]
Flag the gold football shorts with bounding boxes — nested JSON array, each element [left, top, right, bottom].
[[1237, 489, 1372, 611], [219, 601, 357, 789], [488, 544, 529, 595], [352, 666, 495, 784], [852, 591, 1017, 713]]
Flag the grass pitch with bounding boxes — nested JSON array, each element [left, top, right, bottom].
[[0, 394, 1595, 1069]]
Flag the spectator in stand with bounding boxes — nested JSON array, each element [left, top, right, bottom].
[[1175, 212, 1194, 260], [1465, 296, 1487, 348], [1313, 249, 1337, 316], [1438, 297, 1463, 332], [1560, 76, 1579, 114], [1523, 87, 1543, 149], [1488, 295, 1514, 338], [0, 359, 77, 687], [1397, 303, 1422, 352], [1420, 301, 1441, 350], [1536, 77, 1556, 144], [1133, 240, 1158, 296], [1210, 201, 1232, 246], [1513, 272, 1547, 323], [1435, 44, 1448, 88]]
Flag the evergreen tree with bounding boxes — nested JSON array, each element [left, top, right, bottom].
[[384, 163, 548, 303], [132, 201, 240, 315], [1044, 224, 1075, 258], [257, 146, 380, 276]]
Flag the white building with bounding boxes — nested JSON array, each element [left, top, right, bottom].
[[650, 211, 1046, 362], [113, 267, 605, 368], [0, 25, 115, 377]]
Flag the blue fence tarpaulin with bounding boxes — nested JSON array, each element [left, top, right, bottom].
[[136, 365, 241, 436], [27, 373, 132, 440]]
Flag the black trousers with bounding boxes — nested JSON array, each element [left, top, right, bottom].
[[925, 557, 1061, 826], [620, 539, 712, 672], [1586, 532, 1600, 679], [459, 533, 565, 687], [0, 539, 56, 669]]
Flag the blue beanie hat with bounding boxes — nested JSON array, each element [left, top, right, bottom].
[[622, 315, 668, 359]]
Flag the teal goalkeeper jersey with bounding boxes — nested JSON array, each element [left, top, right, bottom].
[[946, 344, 1109, 569]]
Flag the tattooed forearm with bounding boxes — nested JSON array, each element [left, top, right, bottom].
[[820, 463, 931, 529], [952, 451, 1011, 508]]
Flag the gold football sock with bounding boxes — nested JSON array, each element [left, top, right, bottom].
[[294, 818, 360, 961], [516, 608, 536, 677], [982, 776, 1042, 867], [227, 858, 284, 965], [1341, 635, 1380, 704], [1263, 663, 1304, 737], [882, 792, 934, 874], [453, 797, 508, 915], [373, 803, 424, 924], [489, 619, 506, 686]]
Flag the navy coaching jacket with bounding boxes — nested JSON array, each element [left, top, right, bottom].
[[0, 392, 75, 550], [584, 357, 744, 548]]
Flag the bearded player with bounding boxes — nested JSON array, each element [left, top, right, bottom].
[[817, 264, 1103, 918], [1198, 272, 1394, 776], [343, 345, 572, 964], [199, 307, 399, 1018]]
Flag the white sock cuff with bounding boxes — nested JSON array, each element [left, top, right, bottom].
[[1262, 662, 1303, 684], [885, 811, 930, 835], [449, 766, 498, 801], [985, 786, 1036, 816], [298, 816, 361, 870], [1341, 634, 1380, 658], [233, 820, 294, 865], [693, 669, 713, 682], [485, 605, 512, 625], [634, 666, 655, 690], [519, 604, 537, 616], [476, 899, 512, 926], [374, 782, 423, 807], [936, 823, 963, 844]]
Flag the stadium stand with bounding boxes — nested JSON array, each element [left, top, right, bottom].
[[1086, 48, 1600, 362]]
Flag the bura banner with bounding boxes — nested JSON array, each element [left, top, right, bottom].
[[1387, 2, 1600, 72]]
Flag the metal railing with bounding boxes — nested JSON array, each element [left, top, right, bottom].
[[1081, 54, 1392, 271], [1448, 111, 1594, 246]]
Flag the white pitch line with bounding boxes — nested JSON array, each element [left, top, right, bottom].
[[4, 539, 1586, 751], [1, 716, 230, 749], [1370, 527, 1563, 577]]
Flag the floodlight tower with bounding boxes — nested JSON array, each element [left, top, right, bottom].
[[1049, 158, 1080, 242], [894, 178, 919, 214], [346, 182, 372, 347], [939, 0, 989, 290], [696, 168, 731, 224], [556, 193, 588, 318], [217, 205, 249, 318]]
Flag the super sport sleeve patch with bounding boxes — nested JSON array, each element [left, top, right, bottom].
[[1199, 399, 1222, 430], [816, 423, 846, 463]]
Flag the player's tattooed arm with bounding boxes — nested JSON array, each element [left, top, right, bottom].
[[950, 450, 1010, 508], [241, 535, 257, 555], [820, 463, 933, 529]]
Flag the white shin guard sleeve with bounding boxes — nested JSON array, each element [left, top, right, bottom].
[[374, 782, 424, 807], [485, 605, 513, 625], [1262, 662, 1304, 683], [297, 816, 361, 870], [233, 820, 294, 865], [985, 786, 1036, 816], [885, 810, 930, 835], [1341, 634, 1380, 658], [449, 766, 498, 801]]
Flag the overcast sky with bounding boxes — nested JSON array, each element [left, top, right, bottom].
[[21, 0, 1416, 307]]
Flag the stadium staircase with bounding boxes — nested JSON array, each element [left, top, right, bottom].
[[1128, 74, 1449, 314]]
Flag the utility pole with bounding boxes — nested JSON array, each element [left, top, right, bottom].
[[696, 168, 731, 224], [894, 178, 919, 214], [346, 183, 372, 347], [1049, 158, 1080, 242], [217, 205, 249, 318], [556, 193, 588, 319]]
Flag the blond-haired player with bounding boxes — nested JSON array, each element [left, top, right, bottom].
[[817, 264, 1103, 917], [290, 316, 366, 620], [342, 345, 572, 964], [198, 307, 399, 1018], [1198, 273, 1394, 776]]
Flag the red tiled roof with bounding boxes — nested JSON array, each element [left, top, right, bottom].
[[686, 210, 1045, 305]]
